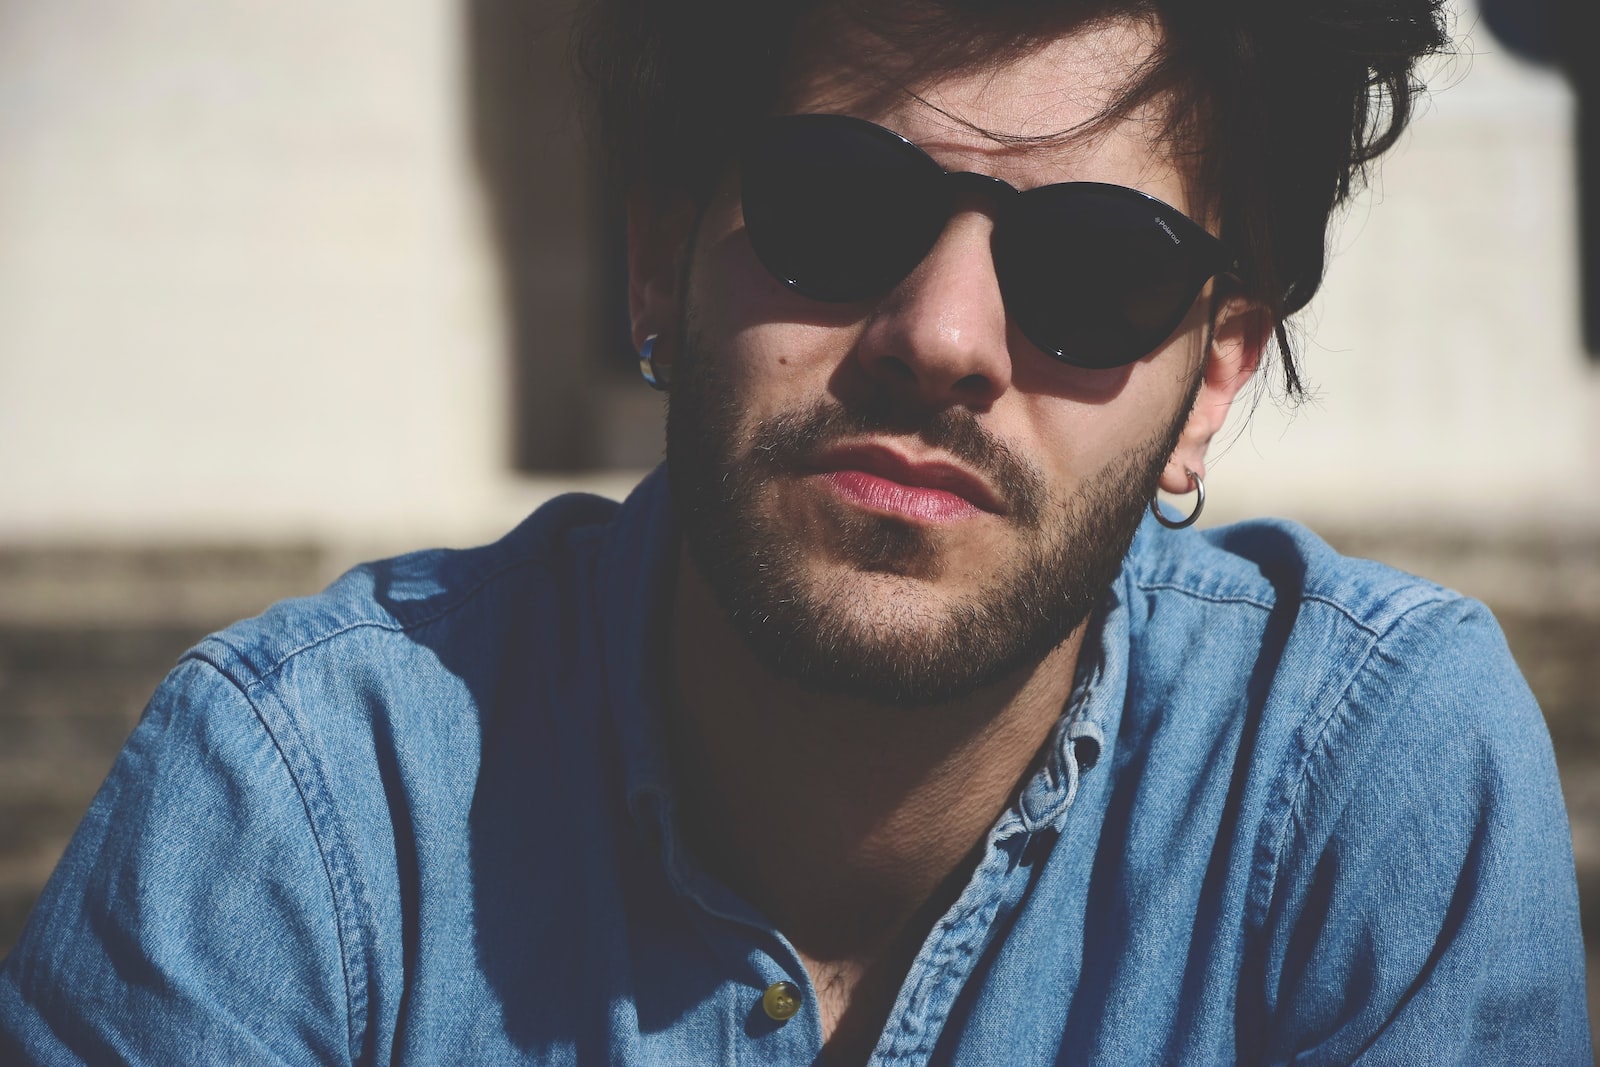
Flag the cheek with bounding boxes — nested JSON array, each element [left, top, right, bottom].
[[1015, 348, 1202, 488], [692, 220, 794, 336], [687, 206, 868, 416]]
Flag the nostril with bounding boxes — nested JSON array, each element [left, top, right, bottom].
[[876, 356, 916, 383], [954, 373, 991, 395]]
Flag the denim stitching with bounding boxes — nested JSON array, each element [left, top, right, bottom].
[[1243, 592, 1464, 959], [1131, 581, 1277, 613], [1133, 580, 1462, 642], [176, 655, 372, 1064], [232, 547, 576, 690]]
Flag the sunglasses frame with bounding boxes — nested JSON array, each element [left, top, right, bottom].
[[739, 113, 1240, 370]]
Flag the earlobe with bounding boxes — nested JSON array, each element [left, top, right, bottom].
[[1159, 295, 1271, 494]]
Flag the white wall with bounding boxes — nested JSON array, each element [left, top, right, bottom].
[[0, 1, 1593, 548], [1210, 29, 1600, 532], [0, 2, 545, 545]]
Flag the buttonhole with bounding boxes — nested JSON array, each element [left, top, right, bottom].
[[1071, 734, 1101, 773]]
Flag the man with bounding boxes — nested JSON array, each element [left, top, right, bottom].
[[1, 0, 1592, 1063]]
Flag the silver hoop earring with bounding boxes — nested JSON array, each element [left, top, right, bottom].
[[1150, 468, 1205, 529], [638, 334, 670, 391]]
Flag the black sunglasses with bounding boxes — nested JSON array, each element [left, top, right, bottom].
[[739, 113, 1238, 370]]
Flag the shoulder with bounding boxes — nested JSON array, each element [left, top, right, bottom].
[[1120, 515, 1519, 710], [1116, 516, 1560, 914], [1127, 513, 1544, 764], [1120, 515, 1529, 706], [1125, 514, 1463, 633], [161, 488, 634, 864], [190, 490, 622, 693], [1135, 525, 1594, 1060], [1116, 522, 1587, 1059]]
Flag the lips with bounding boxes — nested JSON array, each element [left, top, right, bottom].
[[808, 444, 1005, 521]]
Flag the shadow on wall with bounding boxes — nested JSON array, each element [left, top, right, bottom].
[[1478, 0, 1600, 356], [467, 0, 637, 473]]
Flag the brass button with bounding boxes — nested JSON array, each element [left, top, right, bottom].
[[761, 980, 801, 1022]]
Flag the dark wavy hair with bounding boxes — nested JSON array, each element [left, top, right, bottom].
[[572, 0, 1449, 395]]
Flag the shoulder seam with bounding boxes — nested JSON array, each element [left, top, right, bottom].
[[1130, 579, 1277, 614], [1299, 585, 1463, 642], [1132, 579, 1463, 642], [1247, 588, 1468, 940], [206, 547, 567, 692], [179, 652, 373, 1063]]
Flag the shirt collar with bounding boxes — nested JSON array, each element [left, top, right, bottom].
[[1008, 571, 1131, 835]]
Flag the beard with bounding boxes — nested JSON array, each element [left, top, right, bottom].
[[666, 325, 1195, 706]]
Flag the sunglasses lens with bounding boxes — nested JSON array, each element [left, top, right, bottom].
[[997, 186, 1213, 369], [742, 117, 1230, 370], [742, 118, 944, 302]]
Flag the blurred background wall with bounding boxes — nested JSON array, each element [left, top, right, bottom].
[[0, 0, 1594, 1042], [1, 3, 1597, 541]]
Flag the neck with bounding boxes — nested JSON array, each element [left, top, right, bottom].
[[666, 546, 1084, 979]]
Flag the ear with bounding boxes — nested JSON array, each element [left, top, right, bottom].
[[626, 186, 699, 364], [1159, 294, 1270, 494]]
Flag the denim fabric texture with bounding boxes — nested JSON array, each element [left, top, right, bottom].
[[1, 467, 1591, 1064]]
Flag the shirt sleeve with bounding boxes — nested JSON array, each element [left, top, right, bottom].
[[1252, 596, 1593, 1065], [0, 657, 357, 1066]]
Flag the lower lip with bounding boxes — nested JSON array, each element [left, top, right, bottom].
[[820, 470, 984, 522]]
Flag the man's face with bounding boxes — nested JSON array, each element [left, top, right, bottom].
[[653, 15, 1235, 704]]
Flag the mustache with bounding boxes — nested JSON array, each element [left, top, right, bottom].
[[747, 399, 1048, 526]]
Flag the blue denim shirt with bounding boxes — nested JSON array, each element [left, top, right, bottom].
[[2, 469, 1591, 1064]]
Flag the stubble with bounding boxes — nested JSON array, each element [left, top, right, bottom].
[[666, 325, 1194, 706]]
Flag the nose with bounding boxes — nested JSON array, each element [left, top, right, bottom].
[[850, 205, 1013, 412]]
